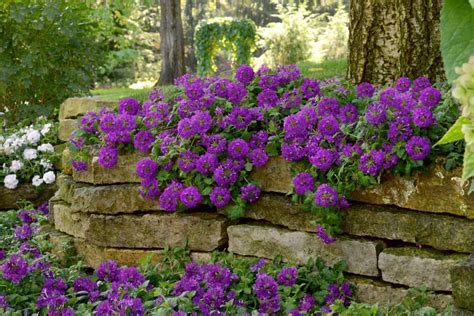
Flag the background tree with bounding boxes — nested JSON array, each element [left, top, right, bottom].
[[159, 0, 186, 85], [346, 0, 445, 84]]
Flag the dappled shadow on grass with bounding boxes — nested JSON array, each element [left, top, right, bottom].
[[297, 58, 347, 80]]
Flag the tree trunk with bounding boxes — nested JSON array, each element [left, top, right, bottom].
[[347, 0, 445, 84], [183, 0, 197, 72], [158, 0, 186, 85]]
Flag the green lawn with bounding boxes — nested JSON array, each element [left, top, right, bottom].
[[297, 58, 347, 80], [91, 59, 346, 101], [91, 87, 151, 102]]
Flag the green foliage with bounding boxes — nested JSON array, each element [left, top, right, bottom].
[[258, 4, 323, 66], [434, 116, 469, 146], [195, 17, 257, 76], [95, 0, 161, 85], [310, 3, 349, 62], [258, 3, 348, 67], [440, 0, 474, 82], [0, 0, 109, 119]]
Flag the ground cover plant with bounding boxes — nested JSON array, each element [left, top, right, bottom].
[[0, 118, 59, 190], [0, 201, 351, 314], [0, 202, 452, 315], [69, 64, 462, 242]]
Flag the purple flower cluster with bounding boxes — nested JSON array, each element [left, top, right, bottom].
[[253, 273, 281, 313], [320, 282, 353, 313], [316, 224, 337, 244], [172, 262, 240, 315], [70, 64, 442, 243]]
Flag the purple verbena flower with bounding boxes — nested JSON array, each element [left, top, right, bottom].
[[356, 82, 374, 98], [365, 102, 387, 125], [235, 65, 255, 84], [405, 136, 431, 160], [136, 159, 158, 179], [118, 98, 140, 115], [98, 146, 118, 168], [412, 107, 434, 128], [227, 139, 249, 159], [316, 224, 337, 244], [72, 160, 88, 172], [314, 184, 338, 208], [240, 184, 261, 203], [1, 254, 29, 284], [180, 186, 203, 208], [293, 172, 315, 195], [418, 87, 441, 107], [133, 131, 155, 153], [277, 266, 297, 286], [209, 187, 232, 208]]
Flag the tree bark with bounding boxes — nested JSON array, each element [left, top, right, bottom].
[[347, 0, 445, 84], [158, 0, 186, 85]]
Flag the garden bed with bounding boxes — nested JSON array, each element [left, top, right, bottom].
[[52, 71, 474, 313], [50, 149, 474, 311]]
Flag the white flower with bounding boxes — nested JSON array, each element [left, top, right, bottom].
[[32, 175, 43, 187], [38, 143, 54, 153], [41, 123, 52, 136], [23, 148, 38, 160], [40, 159, 53, 170], [10, 160, 23, 172], [4, 174, 19, 189], [43, 171, 56, 184], [26, 130, 41, 144]]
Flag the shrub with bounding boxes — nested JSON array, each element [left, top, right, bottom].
[[310, 3, 349, 62], [195, 17, 257, 76], [257, 4, 324, 66], [0, 0, 109, 120], [0, 118, 59, 190]]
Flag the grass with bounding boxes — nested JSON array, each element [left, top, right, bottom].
[[91, 87, 151, 102], [297, 58, 347, 80], [90, 58, 347, 101]]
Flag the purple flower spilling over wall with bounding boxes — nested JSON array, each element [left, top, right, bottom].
[[68, 64, 445, 242]]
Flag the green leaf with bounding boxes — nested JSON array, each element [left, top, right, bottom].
[[225, 204, 246, 220], [462, 146, 474, 183], [470, 0, 474, 9], [441, 0, 474, 82], [434, 116, 470, 146]]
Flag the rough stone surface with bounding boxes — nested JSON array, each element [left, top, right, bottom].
[[348, 276, 453, 312], [61, 147, 73, 175], [53, 203, 228, 251], [228, 224, 382, 276], [53, 203, 103, 239], [0, 183, 57, 210], [54, 144, 66, 170], [59, 97, 115, 120], [73, 152, 145, 184], [251, 158, 473, 218], [351, 163, 474, 219], [58, 118, 80, 142], [69, 184, 162, 214], [220, 194, 318, 232], [343, 203, 474, 253], [378, 247, 467, 291], [451, 255, 474, 311], [250, 157, 294, 194]]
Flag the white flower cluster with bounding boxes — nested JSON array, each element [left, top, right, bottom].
[[1, 120, 57, 190]]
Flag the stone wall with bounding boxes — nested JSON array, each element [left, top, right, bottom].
[[51, 98, 474, 313]]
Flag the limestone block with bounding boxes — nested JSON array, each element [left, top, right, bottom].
[[59, 97, 115, 120], [451, 255, 474, 311]]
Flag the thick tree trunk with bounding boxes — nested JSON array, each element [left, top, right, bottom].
[[347, 0, 445, 84], [158, 0, 186, 85]]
